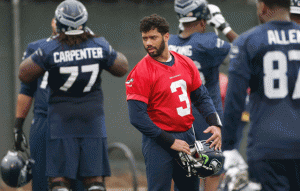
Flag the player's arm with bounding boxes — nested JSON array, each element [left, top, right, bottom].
[[14, 80, 37, 151], [205, 82, 224, 120], [14, 94, 33, 151], [190, 85, 222, 150], [222, 36, 250, 152], [16, 80, 36, 119], [15, 46, 39, 151], [127, 100, 191, 155], [207, 4, 239, 43], [108, 52, 129, 77], [19, 55, 45, 84], [222, 73, 248, 150], [221, 37, 250, 186], [221, 73, 249, 187], [16, 94, 33, 118]]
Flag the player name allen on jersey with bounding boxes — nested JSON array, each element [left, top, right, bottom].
[[268, 29, 300, 45], [53, 47, 103, 63]]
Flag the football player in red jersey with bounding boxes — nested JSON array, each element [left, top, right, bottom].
[[125, 14, 222, 191]]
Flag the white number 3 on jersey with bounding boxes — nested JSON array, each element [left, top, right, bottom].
[[170, 79, 191, 117]]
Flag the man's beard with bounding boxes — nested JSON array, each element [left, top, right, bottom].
[[145, 39, 165, 58]]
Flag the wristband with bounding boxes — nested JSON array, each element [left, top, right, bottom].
[[155, 130, 175, 148], [205, 112, 222, 128], [218, 22, 231, 35], [222, 26, 232, 35], [14, 118, 25, 133]]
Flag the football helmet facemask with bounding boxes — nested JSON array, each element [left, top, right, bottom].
[[55, 0, 88, 35], [176, 140, 224, 178], [1, 150, 35, 188]]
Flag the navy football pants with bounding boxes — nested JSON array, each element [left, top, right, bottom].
[[46, 137, 111, 179], [142, 128, 200, 191], [29, 116, 85, 191]]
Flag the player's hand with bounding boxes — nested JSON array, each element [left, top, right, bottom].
[[203, 125, 221, 150], [220, 167, 249, 191], [170, 139, 191, 155], [220, 149, 249, 191], [14, 128, 28, 152], [207, 4, 231, 35], [223, 149, 248, 170]]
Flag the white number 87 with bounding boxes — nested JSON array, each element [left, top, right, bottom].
[[263, 50, 300, 99]]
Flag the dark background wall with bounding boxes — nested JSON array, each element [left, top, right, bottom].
[[0, 0, 13, 164], [0, 0, 257, 163]]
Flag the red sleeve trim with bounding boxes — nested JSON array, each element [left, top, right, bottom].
[[126, 94, 148, 104]]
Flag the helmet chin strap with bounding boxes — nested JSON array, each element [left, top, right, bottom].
[[191, 124, 197, 142]]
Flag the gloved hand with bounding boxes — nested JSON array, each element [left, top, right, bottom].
[[220, 167, 249, 191], [220, 149, 249, 191], [207, 4, 232, 35], [14, 118, 28, 152], [223, 149, 248, 170]]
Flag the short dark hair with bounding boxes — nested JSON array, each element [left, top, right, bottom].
[[258, 0, 290, 9], [139, 14, 169, 35]]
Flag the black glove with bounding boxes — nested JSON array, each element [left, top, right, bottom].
[[14, 118, 28, 151]]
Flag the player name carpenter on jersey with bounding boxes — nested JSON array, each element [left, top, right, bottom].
[[53, 47, 103, 63], [268, 29, 300, 45]]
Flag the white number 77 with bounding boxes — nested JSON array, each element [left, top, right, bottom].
[[59, 64, 99, 92]]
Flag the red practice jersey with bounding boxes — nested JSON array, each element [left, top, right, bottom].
[[125, 51, 202, 132], [219, 72, 228, 109]]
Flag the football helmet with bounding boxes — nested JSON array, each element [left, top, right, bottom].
[[1, 150, 34, 188], [55, 0, 88, 35], [291, 0, 300, 15], [176, 140, 224, 178], [174, 0, 211, 23]]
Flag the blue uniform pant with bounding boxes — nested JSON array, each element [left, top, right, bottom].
[[46, 137, 111, 179], [248, 159, 300, 191], [30, 116, 85, 191], [142, 128, 200, 191], [29, 116, 48, 191]]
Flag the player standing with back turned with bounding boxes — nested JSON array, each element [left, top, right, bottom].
[[18, 0, 129, 190], [222, 0, 300, 190], [13, 18, 85, 191]]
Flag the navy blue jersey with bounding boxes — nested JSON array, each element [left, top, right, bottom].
[[20, 38, 50, 117], [31, 36, 117, 138], [168, 32, 231, 120], [223, 21, 300, 160]]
